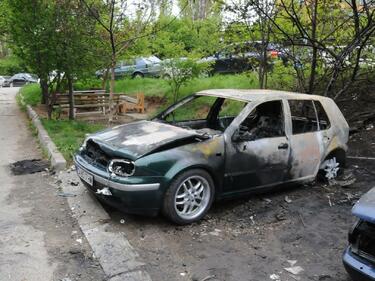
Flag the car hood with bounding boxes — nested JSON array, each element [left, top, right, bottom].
[[352, 187, 375, 223], [87, 120, 205, 160]]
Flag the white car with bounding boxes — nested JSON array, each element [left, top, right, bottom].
[[0, 76, 10, 87]]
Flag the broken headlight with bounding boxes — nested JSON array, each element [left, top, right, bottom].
[[108, 159, 135, 177]]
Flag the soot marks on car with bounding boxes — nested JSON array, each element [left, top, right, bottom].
[[75, 89, 349, 224]]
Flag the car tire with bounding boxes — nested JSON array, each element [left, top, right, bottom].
[[162, 169, 215, 225], [318, 152, 345, 181], [132, 72, 144, 79]]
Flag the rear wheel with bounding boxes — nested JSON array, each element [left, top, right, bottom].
[[318, 151, 346, 181], [163, 169, 215, 225], [132, 72, 144, 79]]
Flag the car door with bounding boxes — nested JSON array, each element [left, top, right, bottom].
[[223, 99, 292, 193], [13, 74, 25, 86], [287, 99, 322, 179]]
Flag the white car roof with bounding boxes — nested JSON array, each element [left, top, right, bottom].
[[196, 89, 331, 102]]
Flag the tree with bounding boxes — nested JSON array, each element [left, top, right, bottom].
[[163, 58, 211, 103], [250, 0, 375, 97], [81, 0, 152, 120]]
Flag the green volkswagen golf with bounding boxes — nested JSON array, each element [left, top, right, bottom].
[[74, 89, 349, 224]]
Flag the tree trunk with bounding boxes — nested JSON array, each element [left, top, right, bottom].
[[109, 54, 116, 121], [67, 74, 74, 120], [308, 0, 318, 94], [40, 78, 49, 105]]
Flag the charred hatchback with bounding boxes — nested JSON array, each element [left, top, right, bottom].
[[74, 89, 349, 224]]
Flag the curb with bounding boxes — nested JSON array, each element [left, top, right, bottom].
[[26, 105, 66, 171], [59, 170, 152, 281]]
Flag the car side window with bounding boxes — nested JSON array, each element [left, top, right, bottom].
[[289, 100, 318, 134], [314, 101, 331, 130], [219, 99, 246, 117], [236, 100, 285, 141], [164, 96, 217, 122]]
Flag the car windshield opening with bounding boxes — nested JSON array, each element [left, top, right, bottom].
[[159, 95, 247, 135]]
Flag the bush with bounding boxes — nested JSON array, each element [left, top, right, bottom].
[[74, 78, 102, 90], [19, 84, 41, 106]]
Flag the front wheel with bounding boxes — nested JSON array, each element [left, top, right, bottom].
[[163, 169, 215, 225]]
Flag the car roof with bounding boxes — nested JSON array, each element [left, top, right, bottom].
[[196, 89, 330, 102]]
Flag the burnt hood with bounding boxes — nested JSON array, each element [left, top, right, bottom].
[[352, 187, 375, 224], [87, 120, 202, 160]]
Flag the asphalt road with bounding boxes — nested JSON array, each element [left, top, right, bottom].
[[0, 87, 104, 281]]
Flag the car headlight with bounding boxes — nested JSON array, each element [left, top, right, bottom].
[[79, 135, 92, 151], [108, 159, 135, 177]]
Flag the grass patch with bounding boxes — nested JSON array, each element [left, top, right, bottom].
[[19, 84, 42, 106], [41, 119, 105, 162]]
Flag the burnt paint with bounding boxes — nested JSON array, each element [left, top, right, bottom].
[[352, 187, 375, 224]]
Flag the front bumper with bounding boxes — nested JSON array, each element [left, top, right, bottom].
[[343, 247, 375, 281], [74, 154, 165, 216]]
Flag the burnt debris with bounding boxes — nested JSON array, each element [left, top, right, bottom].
[[10, 159, 49, 175]]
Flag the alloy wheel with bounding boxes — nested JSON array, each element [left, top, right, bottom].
[[174, 175, 211, 220], [323, 157, 340, 180]]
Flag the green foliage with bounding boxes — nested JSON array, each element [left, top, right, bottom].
[[74, 78, 103, 91], [19, 84, 42, 106], [41, 119, 104, 161], [114, 77, 170, 97], [163, 58, 213, 102], [0, 56, 24, 75]]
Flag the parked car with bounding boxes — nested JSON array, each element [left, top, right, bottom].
[[200, 51, 257, 75], [3, 73, 38, 87], [0, 75, 10, 87], [96, 56, 162, 79], [343, 187, 375, 281], [74, 89, 349, 224]]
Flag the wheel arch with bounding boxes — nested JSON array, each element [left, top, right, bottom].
[[322, 147, 346, 168], [164, 164, 220, 198]]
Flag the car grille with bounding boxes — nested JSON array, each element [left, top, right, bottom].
[[83, 139, 111, 168], [357, 221, 375, 262]]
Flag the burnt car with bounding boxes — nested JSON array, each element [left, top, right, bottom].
[[74, 89, 349, 224], [343, 187, 375, 281]]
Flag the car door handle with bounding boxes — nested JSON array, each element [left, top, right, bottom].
[[278, 143, 289, 149]]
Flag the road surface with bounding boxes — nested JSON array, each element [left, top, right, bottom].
[[0, 87, 104, 281]]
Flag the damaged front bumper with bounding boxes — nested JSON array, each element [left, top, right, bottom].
[[74, 154, 164, 216], [343, 247, 375, 281]]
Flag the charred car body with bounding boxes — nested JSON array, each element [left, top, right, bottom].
[[74, 89, 349, 224], [343, 187, 375, 281]]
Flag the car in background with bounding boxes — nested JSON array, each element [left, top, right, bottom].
[[200, 52, 256, 75], [343, 187, 375, 281], [74, 89, 348, 224], [96, 56, 162, 79], [3, 73, 38, 87], [0, 76, 11, 87]]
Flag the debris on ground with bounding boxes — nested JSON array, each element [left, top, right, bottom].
[[270, 273, 281, 280], [69, 180, 79, 186], [208, 229, 222, 236], [284, 265, 304, 275], [57, 192, 77, 198], [284, 196, 292, 203], [199, 275, 216, 281], [263, 198, 272, 204], [10, 159, 49, 175]]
